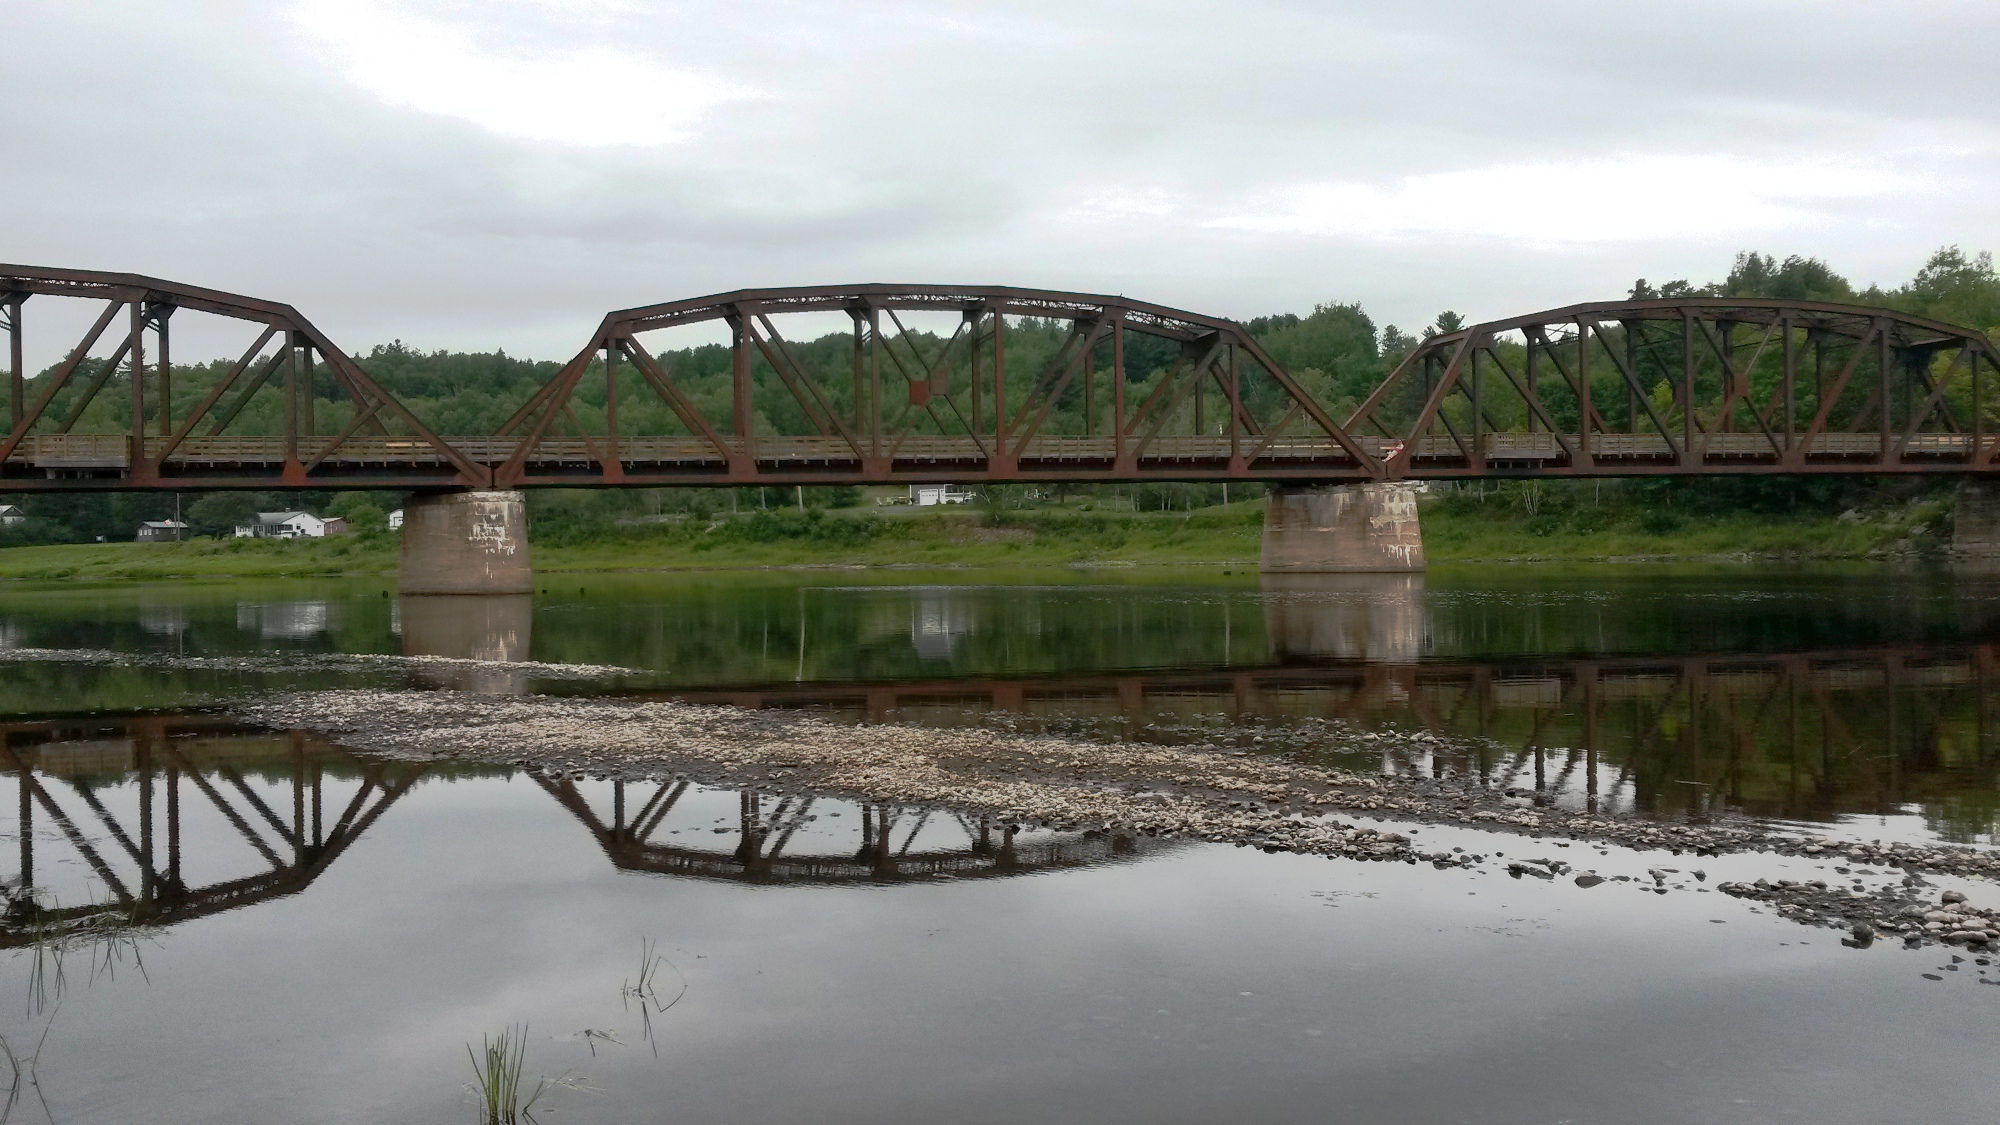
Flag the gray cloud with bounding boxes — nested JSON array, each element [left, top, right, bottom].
[[4, 0, 1996, 366]]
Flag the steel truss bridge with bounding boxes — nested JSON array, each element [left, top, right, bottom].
[[3, 265, 1999, 493]]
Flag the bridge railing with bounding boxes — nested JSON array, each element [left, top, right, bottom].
[[1, 431, 1983, 474]]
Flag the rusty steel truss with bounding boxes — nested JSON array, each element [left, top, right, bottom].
[[1354, 299, 2000, 478], [493, 283, 1372, 488], [0, 266, 481, 491], [5, 266, 2000, 491]]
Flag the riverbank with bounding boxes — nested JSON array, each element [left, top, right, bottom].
[[0, 495, 1946, 581]]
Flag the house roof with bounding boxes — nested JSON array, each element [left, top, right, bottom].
[[254, 511, 317, 523], [139, 520, 189, 528]]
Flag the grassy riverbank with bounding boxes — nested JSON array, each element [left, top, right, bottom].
[[0, 489, 1951, 581]]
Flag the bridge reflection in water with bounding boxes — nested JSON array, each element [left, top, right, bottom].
[[540, 775, 1157, 883], [656, 578, 2000, 836], [0, 719, 426, 946], [0, 718, 1161, 945]]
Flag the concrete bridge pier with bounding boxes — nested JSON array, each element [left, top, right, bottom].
[[1260, 483, 1425, 573], [398, 490, 532, 596], [1954, 480, 2000, 561]]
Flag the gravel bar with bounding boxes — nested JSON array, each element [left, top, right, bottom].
[[240, 688, 2000, 951]]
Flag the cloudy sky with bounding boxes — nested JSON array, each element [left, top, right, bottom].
[[5, 0, 1996, 362]]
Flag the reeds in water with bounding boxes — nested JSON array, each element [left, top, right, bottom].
[[621, 938, 687, 1058], [466, 1025, 546, 1125]]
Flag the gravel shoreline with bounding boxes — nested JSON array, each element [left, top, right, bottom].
[[239, 688, 2000, 951]]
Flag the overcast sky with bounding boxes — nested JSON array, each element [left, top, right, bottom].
[[6, 0, 1997, 363]]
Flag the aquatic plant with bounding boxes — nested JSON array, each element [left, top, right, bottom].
[[14, 901, 152, 1020], [466, 1025, 546, 1125], [0, 1014, 57, 1125], [621, 938, 687, 1058]]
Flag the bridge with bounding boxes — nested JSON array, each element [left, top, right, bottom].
[[6, 265, 2000, 587]]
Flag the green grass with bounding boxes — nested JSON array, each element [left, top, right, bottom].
[[0, 494, 1944, 582], [533, 504, 1266, 571], [1420, 492, 1945, 561], [0, 531, 400, 581]]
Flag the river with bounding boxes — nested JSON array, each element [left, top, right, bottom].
[[0, 564, 1996, 1123]]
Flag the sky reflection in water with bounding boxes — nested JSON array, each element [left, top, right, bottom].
[[0, 566, 1997, 1122]]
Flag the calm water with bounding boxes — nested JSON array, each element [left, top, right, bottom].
[[3, 565, 2000, 1122]]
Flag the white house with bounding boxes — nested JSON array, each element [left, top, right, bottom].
[[387, 509, 404, 530], [909, 485, 974, 506], [235, 511, 331, 539], [0, 505, 25, 526]]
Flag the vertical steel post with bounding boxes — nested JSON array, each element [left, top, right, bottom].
[[968, 313, 981, 438], [1975, 349, 1984, 465], [299, 342, 313, 439], [1085, 343, 1095, 436], [1469, 346, 1482, 461], [1227, 342, 1241, 466], [868, 307, 881, 458], [1813, 331, 1826, 457], [1112, 319, 1125, 464], [604, 341, 619, 469], [1194, 359, 1205, 435], [283, 332, 300, 463], [4, 296, 19, 433], [1525, 330, 1538, 433], [157, 310, 171, 437], [1716, 320, 1733, 432], [1576, 318, 1592, 464], [129, 302, 145, 452], [1681, 313, 1694, 464], [732, 316, 754, 462], [993, 309, 1006, 446], [1782, 315, 1794, 451], [851, 312, 866, 434], [1879, 323, 1892, 463], [1624, 321, 1639, 433]]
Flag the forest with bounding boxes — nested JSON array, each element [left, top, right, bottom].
[[4, 246, 1998, 545]]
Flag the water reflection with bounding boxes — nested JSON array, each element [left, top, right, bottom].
[[0, 719, 424, 945], [541, 775, 1160, 883], [0, 570, 1998, 838], [909, 591, 979, 662], [663, 644, 2000, 841], [235, 601, 336, 641], [0, 720, 1164, 946], [1261, 573, 1430, 661], [398, 594, 534, 693]]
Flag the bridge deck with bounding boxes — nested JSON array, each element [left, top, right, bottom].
[[0, 431, 1989, 490]]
